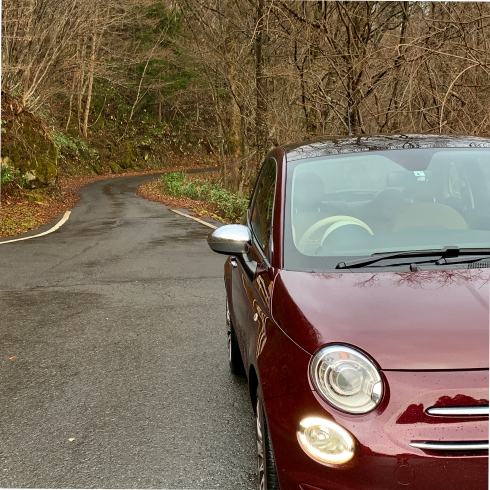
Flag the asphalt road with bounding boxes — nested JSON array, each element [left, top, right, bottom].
[[0, 173, 256, 489]]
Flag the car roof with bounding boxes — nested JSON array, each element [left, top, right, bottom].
[[282, 134, 490, 162]]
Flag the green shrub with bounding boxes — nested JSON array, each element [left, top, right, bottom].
[[159, 172, 248, 222], [52, 131, 88, 151], [1, 166, 27, 187], [51, 131, 96, 159]]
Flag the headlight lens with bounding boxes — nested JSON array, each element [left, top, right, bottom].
[[310, 345, 383, 414], [297, 417, 355, 464]]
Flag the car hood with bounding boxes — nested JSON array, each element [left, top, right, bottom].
[[271, 268, 489, 370]]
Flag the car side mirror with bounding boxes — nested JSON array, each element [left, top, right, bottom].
[[207, 224, 257, 280]]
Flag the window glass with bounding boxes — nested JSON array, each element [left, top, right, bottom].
[[250, 159, 276, 255], [480, 153, 490, 189], [448, 163, 462, 199], [284, 148, 490, 271]]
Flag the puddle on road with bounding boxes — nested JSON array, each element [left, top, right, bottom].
[[102, 183, 117, 197], [102, 183, 126, 208], [72, 220, 119, 237], [147, 228, 208, 247]]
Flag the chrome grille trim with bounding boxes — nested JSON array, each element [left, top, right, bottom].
[[410, 441, 489, 451], [427, 406, 489, 416]]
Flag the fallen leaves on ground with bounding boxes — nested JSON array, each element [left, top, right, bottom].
[[136, 178, 226, 223], [0, 190, 80, 238]]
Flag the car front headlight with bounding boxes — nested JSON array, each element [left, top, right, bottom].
[[297, 417, 355, 464], [310, 345, 383, 414]]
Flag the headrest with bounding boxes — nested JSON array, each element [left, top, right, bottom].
[[294, 172, 325, 210]]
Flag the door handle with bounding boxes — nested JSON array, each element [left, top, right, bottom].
[[230, 257, 238, 268]]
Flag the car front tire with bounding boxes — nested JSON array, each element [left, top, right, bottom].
[[256, 389, 279, 490]]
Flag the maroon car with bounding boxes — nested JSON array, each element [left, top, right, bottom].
[[207, 135, 490, 490]]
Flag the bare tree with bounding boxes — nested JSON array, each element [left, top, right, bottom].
[[4, 0, 490, 187]]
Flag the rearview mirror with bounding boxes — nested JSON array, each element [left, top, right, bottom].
[[207, 225, 257, 280], [207, 224, 252, 255]]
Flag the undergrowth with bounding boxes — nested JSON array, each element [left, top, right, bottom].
[[1, 166, 27, 187], [159, 172, 249, 222], [51, 131, 94, 159]]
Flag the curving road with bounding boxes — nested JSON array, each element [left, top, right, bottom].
[[0, 173, 256, 489]]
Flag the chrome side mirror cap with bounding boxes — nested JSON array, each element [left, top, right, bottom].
[[207, 224, 252, 255]]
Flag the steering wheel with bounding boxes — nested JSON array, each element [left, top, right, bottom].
[[298, 216, 374, 253]]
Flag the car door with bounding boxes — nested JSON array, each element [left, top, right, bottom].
[[230, 158, 277, 374]]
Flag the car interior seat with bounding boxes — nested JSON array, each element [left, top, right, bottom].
[[292, 172, 328, 247], [356, 188, 408, 233], [387, 170, 469, 231], [392, 202, 468, 232]]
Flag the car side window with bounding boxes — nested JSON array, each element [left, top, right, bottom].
[[250, 159, 277, 257]]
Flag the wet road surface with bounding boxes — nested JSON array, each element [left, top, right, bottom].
[[0, 174, 256, 489]]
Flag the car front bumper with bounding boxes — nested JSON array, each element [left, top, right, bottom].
[[264, 370, 489, 490]]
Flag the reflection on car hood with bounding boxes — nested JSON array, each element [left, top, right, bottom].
[[271, 269, 490, 370]]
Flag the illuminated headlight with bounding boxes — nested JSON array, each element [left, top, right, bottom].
[[310, 345, 383, 414], [297, 417, 355, 464]]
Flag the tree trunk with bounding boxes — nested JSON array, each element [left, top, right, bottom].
[[255, 0, 268, 164], [65, 64, 77, 131], [82, 33, 96, 138], [158, 90, 162, 123], [77, 37, 87, 136]]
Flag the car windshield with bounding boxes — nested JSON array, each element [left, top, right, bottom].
[[284, 148, 490, 271]]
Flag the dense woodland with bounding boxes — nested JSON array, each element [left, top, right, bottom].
[[2, 1, 490, 191]]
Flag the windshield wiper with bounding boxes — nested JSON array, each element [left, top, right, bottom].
[[435, 255, 490, 265], [336, 246, 490, 270]]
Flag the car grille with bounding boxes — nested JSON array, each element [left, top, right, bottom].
[[426, 406, 489, 416], [409, 405, 489, 452], [409, 441, 489, 451]]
